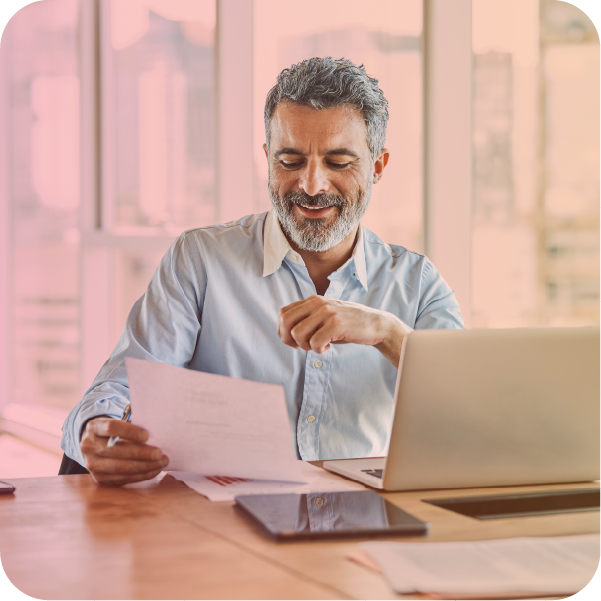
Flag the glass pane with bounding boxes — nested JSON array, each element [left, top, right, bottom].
[[254, 0, 424, 253], [108, 0, 216, 232], [6, 0, 81, 410], [471, 0, 599, 328]]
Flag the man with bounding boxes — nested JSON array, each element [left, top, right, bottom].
[[61, 57, 463, 485]]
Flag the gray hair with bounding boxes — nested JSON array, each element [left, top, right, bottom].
[[264, 57, 389, 161]]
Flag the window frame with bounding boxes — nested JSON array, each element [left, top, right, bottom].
[[423, 0, 473, 327]]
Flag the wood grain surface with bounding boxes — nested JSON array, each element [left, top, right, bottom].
[[0, 471, 598, 600]]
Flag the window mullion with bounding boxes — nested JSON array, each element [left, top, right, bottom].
[[216, 0, 254, 222], [423, 0, 473, 326]]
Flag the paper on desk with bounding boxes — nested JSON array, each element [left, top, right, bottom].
[[169, 461, 365, 502], [126, 358, 305, 483], [345, 549, 570, 599], [360, 534, 600, 597]]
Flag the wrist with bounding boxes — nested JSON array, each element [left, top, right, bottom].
[[374, 313, 412, 368]]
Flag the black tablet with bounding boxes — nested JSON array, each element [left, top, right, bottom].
[[0, 481, 16, 494], [234, 490, 429, 541]]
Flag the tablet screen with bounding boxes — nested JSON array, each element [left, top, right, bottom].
[[235, 490, 428, 540]]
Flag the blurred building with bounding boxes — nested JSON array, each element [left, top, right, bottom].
[[471, 0, 599, 328], [7, 1, 81, 411], [539, 0, 600, 326], [473, 52, 514, 227], [112, 10, 215, 231]]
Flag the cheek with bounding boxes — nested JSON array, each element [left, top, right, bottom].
[[336, 171, 366, 198], [269, 170, 296, 196]]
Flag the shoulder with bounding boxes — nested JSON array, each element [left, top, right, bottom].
[[178, 212, 268, 255], [181, 212, 267, 244], [363, 227, 433, 283]]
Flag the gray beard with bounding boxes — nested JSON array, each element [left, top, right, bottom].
[[269, 180, 371, 252]]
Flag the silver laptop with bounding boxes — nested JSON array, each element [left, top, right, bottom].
[[323, 327, 600, 491]]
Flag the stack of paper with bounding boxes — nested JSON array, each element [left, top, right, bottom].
[[358, 534, 600, 598], [170, 461, 365, 502]]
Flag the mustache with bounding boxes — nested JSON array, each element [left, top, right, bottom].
[[282, 191, 346, 208]]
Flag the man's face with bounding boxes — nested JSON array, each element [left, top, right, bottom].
[[265, 102, 378, 252]]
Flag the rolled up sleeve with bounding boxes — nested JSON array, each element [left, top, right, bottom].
[[414, 260, 464, 330]]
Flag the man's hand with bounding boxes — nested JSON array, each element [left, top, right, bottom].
[[277, 296, 412, 368], [81, 418, 169, 486]]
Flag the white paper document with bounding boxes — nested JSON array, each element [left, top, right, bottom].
[[169, 461, 365, 502], [126, 358, 305, 483], [360, 534, 600, 597]]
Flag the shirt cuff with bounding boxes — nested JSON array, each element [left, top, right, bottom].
[[61, 397, 126, 467]]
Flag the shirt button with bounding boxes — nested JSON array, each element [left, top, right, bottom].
[[314, 360, 323, 368], [307, 415, 316, 422], [314, 497, 324, 507], [290, 253, 298, 262]]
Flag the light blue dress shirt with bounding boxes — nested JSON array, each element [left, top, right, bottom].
[[62, 210, 463, 466]]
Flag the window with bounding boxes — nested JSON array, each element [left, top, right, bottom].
[[4, 1, 81, 414], [106, 0, 216, 233], [471, 0, 599, 328]]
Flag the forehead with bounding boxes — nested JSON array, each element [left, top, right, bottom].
[[270, 102, 368, 153]]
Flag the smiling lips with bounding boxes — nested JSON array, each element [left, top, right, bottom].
[[296, 204, 336, 218]]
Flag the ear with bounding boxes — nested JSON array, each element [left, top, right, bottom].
[[373, 149, 390, 184], [263, 143, 268, 159]]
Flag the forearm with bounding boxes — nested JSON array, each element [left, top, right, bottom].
[[373, 313, 413, 368]]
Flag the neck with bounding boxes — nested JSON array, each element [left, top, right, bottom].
[[286, 226, 359, 296]]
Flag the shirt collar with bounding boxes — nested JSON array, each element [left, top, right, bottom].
[[262, 209, 368, 291]]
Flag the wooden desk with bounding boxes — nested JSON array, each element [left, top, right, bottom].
[[0, 472, 598, 600]]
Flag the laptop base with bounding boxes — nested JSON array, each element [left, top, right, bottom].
[[322, 458, 386, 489]]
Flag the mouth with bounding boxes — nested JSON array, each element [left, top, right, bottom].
[[295, 204, 336, 219]]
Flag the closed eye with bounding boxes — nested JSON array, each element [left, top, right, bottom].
[[280, 160, 303, 169]]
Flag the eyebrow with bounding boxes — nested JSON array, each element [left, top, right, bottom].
[[274, 147, 304, 158], [325, 148, 360, 159], [274, 147, 360, 159]]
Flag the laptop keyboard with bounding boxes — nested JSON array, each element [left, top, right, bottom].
[[361, 469, 383, 479]]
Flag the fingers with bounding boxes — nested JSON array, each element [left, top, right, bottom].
[[307, 322, 339, 354], [279, 297, 350, 353], [91, 466, 165, 486], [81, 418, 169, 486], [278, 296, 390, 353], [86, 454, 169, 478], [87, 418, 149, 442], [99, 439, 164, 461], [84, 449, 170, 487], [278, 296, 327, 349], [292, 309, 338, 353]]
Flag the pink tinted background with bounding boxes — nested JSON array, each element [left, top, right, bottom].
[[0, 0, 599, 472]]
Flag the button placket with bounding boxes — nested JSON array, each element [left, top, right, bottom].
[[295, 261, 351, 459], [297, 349, 329, 460], [284, 256, 317, 299]]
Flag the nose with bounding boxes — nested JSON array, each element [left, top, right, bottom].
[[298, 159, 330, 197]]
